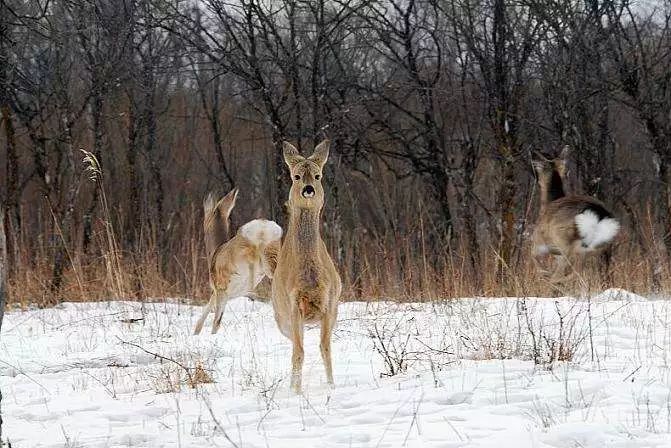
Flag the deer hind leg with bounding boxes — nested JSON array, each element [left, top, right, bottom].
[[262, 241, 280, 279], [194, 291, 216, 335], [211, 289, 231, 334], [320, 305, 337, 387], [248, 262, 257, 292], [599, 246, 614, 286], [212, 269, 251, 334], [549, 253, 578, 285], [289, 304, 305, 394]]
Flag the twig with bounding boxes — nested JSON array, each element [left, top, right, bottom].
[[0, 358, 51, 394], [623, 366, 641, 382], [199, 394, 241, 448], [402, 392, 424, 445], [116, 337, 194, 385]]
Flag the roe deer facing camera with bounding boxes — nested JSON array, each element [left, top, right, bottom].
[[270, 139, 342, 394], [531, 147, 620, 283], [194, 188, 282, 335]]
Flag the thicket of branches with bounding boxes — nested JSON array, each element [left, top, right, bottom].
[[1, 0, 670, 303]]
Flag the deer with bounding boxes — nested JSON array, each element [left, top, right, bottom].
[[270, 139, 342, 394], [193, 188, 282, 335], [531, 147, 620, 284]]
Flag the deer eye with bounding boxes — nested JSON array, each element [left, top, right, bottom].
[[315, 174, 321, 180], [294, 174, 301, 180]]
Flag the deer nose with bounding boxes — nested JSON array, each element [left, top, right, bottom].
[[302, 185, 315, 198]]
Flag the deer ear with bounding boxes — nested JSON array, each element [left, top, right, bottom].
[[531, 160, 546, 175], [283, 141, 303, 168], [223, 187, 239, 205], [555, 146, 570, 178], [219, 187, 238, 215], [554, 158, 568, 179], [308, 139, 330, 169]]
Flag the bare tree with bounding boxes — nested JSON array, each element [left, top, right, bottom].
[[158, 0, 291, 218], [74, 0, 135, 251], [353, 0, 456, 234], [1, 0, 28, 275], [531, 0, 620, 199], [1, 0, 670, 303], [187, 54, 235, 190], [607, 2, 671, 260], [452, 0, 543, 276]]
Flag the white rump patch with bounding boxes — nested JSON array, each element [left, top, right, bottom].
[[575, 210, 620, 250], [240, 219, 283, 245], [534, 244, 550, 256]]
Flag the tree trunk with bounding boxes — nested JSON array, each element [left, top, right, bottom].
[[50, 118, 80, 299], [497, 148, 516, 279], [0, 207, 7, 445], [1, 105, 19, 275], [82, 92, 104, 253], [430, 171, 454, 241], [1, 2, 20, 274], [490, 0, 518, 280], [659, 153, 671, 262], [209, 79, 234, 189], [455, 175, 480, 289], [126, 99, 141, 247], [125, 98, 144, 300], [142, 63, 165, 268], [272, 137, 287, 224]]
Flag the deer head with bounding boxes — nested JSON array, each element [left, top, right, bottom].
[[282, 140, 330, 211], [532, 148, 569, 205]]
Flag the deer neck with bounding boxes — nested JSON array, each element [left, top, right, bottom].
[[538, 170, 565, 213], [287, 206, 321, 256], [537, 173, 551, 214], [538, 181, 548, 212], [547, 169, 565, 202]]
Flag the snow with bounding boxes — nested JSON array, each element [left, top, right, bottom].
[[2, 289, 671, 447]]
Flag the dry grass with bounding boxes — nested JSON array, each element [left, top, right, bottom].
[[5, 225, 666, 309], [189, 362, 215, 388], [4, 155, 668, 307]]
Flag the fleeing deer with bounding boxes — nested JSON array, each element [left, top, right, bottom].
[[531, 148, 620, 283], [270, 140, 342, 394], [194, 188, 282, 335]]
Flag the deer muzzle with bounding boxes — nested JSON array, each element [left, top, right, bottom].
[[302, 185, 315, 198]]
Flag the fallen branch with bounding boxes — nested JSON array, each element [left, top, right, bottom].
[[116, 337, 195, 385]]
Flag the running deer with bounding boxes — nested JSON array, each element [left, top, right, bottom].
[[531, 148, 620, 283], [271, 139, 342, 394], [194, 188, 282, 335]]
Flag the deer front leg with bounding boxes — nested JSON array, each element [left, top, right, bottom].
[[289, 303, 305, 394], [532, 252, 551, 277], [320, 307, 335, 387], [549, 254, 576, 285]]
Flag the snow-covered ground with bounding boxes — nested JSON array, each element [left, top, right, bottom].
[[2, 289, 671, 447]]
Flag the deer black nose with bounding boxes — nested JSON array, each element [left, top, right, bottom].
[[302, 185, 315, 198]]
